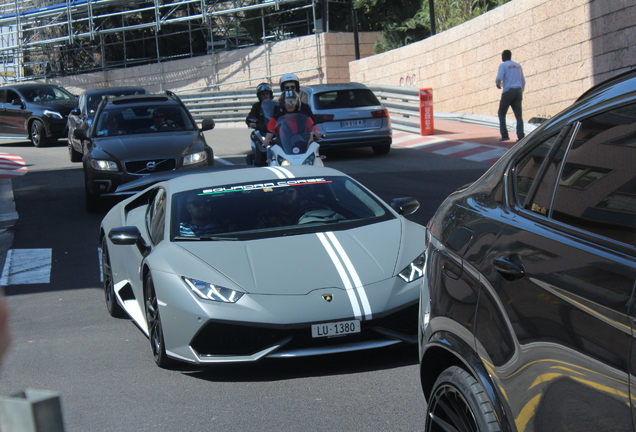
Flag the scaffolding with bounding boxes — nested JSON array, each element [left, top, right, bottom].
[[0, 0, 329, 82]]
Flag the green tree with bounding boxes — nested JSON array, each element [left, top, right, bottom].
[[355, 0, 510, 53]]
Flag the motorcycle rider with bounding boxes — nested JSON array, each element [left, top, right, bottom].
[[263, 90, 322, 151], [279, 73, 314, 119], [246, 83, 277, 166]]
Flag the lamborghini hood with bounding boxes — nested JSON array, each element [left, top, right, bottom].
[[176, 221, 403, 295]]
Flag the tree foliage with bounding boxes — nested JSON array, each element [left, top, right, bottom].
[[354, 0, 510, 53]]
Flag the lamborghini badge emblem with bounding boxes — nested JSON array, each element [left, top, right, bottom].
[[322, 294, 333, 302]]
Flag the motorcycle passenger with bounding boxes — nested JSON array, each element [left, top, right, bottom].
[[246, 83, 276, 132], [263, 90, 322, 152], [246, 83, 277, 166], [279, 73, 314, 119]]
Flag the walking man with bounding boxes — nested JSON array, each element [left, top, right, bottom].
[[496, 49, 526, 142]]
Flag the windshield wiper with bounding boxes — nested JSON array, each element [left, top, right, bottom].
[[173, 236, 238, 241]]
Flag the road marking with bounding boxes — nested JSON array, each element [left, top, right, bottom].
[[0, 153, 27, 179], [0, 248, 52, 285]]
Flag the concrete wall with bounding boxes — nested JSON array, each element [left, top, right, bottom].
[[349, 0, 636, 119], [49, 32, 380, 95], [48, 0, 636, 121]]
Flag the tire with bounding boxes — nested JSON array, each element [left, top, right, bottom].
[[30, 120, 49, 147], [425, 366, 500, 432], [84, 171, 101, 212], [372, 143, 391, 155], [85, 183, 101, 212], [145, 273, 175, 369], [101, 238, 126, 318], [68, 139, 82, 162]]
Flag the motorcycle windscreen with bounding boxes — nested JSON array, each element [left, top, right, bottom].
[[261, 98, 276, 121], [275, 113, 313, 155]]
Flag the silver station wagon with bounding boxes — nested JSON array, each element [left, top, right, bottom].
[[303, 83, 393, 155]]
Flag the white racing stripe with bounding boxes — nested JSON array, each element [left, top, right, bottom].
[[316, 232, 372, 320], [264, 166, 295, 179]]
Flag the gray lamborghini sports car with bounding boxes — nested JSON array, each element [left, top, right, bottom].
[[100, 165, 426, 368]]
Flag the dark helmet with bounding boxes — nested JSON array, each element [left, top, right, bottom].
[[256, 83, 273, 100], [279, 73, 300, 91]]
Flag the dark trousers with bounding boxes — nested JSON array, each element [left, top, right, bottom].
[[498, 87, 524, 140]]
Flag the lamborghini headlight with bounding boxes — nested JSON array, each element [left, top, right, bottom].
[[183, 277, 244, 303], [183, 151, 208, 166], [398, 252, 426, 282]]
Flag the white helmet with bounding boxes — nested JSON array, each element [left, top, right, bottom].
[[279, 73, 300, 91]]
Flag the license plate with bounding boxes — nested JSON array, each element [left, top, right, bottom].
[[340, 120, 365, 128], [311, 320, 360, 338]]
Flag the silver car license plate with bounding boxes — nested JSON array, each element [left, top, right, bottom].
[[311, 320, 361, 338], [340, 120, 365, 128]]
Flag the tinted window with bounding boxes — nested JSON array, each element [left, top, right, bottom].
[[313, 89, 380, 110], [551, 104, 636, 246], [514, 133, 561, 209], [6, 90, 19, 104], [171, 176, 393, 240], [94, 105, 195, 136], [25, 86, 75, 102], [146, 188, 167, 244]]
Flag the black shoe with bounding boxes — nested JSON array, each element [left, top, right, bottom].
[[499, 137, 509, 142]]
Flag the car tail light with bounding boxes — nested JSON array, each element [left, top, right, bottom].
[[314, 114, 335, 123], [371, 109, 389, 118]]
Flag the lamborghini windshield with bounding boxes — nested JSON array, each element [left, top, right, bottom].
[[171, 176, 394, 240]]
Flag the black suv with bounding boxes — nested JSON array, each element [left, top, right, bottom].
[[419, 68, 636, 431], [67, 86, 146, 162], [0, 83, 77, 147], [73, 92, 215, 211]]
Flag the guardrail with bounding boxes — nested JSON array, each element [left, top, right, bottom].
[[176, 85, 424, 134]]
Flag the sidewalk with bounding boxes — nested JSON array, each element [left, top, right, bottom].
[[392, 113, 532, 164]]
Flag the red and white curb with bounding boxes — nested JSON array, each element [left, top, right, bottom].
[[392, 132, 511, 164], [0, 152, 27, 179]]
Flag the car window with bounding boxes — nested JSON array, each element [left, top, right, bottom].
[[513, 133, 563, 209], [26, 86, 75, 102], [313, 89, 381, 110], [171, 176, 393, 239], [94, 105, 195, 136], [146, 188, 167, 244], [550, 103, 636, 246], [6, 90, 19, 104]]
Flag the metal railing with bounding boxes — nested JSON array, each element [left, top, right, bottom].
[[176, 85, 425, 134]]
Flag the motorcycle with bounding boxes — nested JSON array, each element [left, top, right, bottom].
[[246, 99, 276, 167], [265, 112, 324, 167]]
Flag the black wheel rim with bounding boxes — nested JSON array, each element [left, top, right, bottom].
[[427, 383, 478, 432], [145, 282, 162, 361], [101, 242, 115, 312], [31, 122, 41, 146]]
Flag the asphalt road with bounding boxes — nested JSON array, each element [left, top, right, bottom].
[[0, 128, 489, 431]]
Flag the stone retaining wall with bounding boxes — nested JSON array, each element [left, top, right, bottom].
[[49, 32, 380, 94], [48, 0, 636, 121], [349, 0, 636, 119]]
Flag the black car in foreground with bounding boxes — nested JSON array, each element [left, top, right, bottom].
[[0, 83, 77, 146], [419, 68, 636, 431], [73, 92, 215, 211], [67, 86, 147, 162]]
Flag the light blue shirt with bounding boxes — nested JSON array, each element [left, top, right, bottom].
[[496, 60, 525, 93]]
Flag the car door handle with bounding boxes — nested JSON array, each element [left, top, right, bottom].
[[492, 257, 525, 281]]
